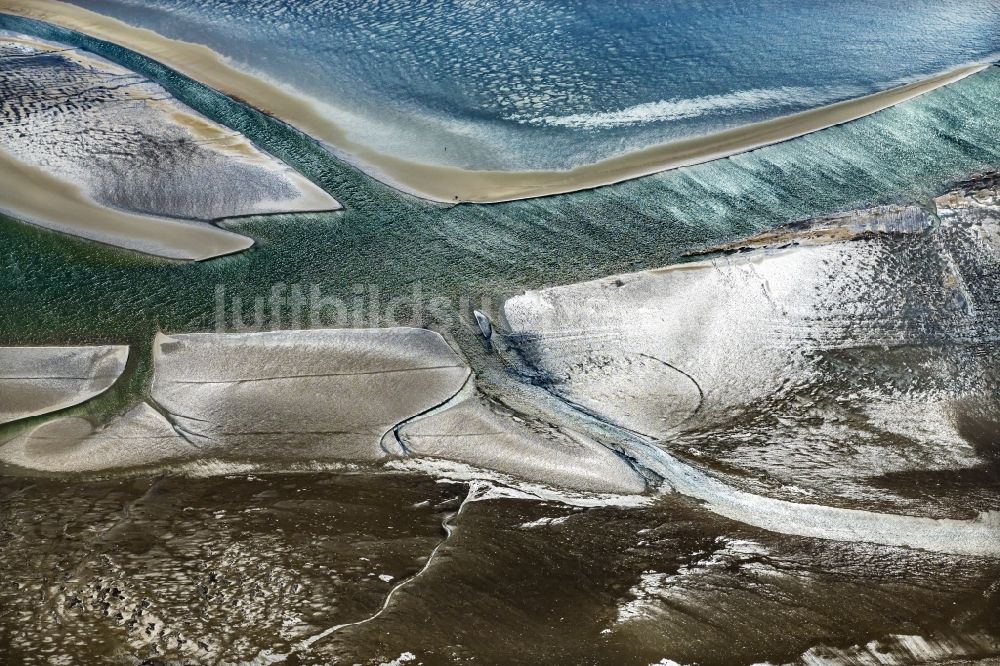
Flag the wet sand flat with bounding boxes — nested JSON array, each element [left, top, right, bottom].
[[0, 329, 646, 495], [0, 0, 988, 202], [0, 345, 128, 424], [0, 29, 339, 260], [0, 148, 254, 260], [498, 184, 1000, 555], [0, 472, 466, 664], [3, 473, 996, 665]]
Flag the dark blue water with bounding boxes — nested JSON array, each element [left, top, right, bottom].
[[68, 0, 1000, 170]]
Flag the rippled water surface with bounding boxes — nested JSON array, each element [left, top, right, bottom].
[[1, 9, 1000, 665], [2, 473, 997, 665], [65, 0, 1000, 169]]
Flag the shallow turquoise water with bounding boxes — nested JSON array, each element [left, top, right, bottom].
[[1, 15, 999, 356], [2, 14, 1000, 664]]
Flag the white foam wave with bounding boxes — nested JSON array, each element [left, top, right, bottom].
[[517, 58, 1000, 131], [385, 457, 653, 508], [520, 85, 857, 129]]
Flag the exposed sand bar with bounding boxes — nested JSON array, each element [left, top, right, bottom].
[[0, 0, 990, 202], [0, 345, 128, 424], [0, 29, 341, 259], [639, 446, 1000, 557], [0, 148, 253, 260]]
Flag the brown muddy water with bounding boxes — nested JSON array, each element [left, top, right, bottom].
[[2, 13, 1000, 666], [1, 471, 997, 666]]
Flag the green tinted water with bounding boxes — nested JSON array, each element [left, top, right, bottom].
[[1, 14, 999, 412]]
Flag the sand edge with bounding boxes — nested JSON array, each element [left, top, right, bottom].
[[0, 1, 991, 203]]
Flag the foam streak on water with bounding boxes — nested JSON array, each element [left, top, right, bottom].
[[62, 0, 1000, 171]]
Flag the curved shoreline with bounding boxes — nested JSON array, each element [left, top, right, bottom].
[[0, 148, 254, 261], [0, 27, 347, 260], [0, 1, 991, 203]]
